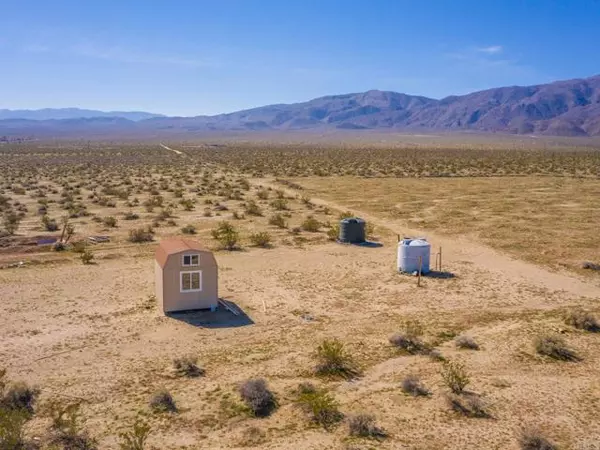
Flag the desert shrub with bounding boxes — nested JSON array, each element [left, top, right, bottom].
[[239, 379, 276, 417], [440, 360, 470, 394], [249, 232, 272, 248], [118, 416, 151, 450], [326, 223, 339, 241], [244, 200, 262, 216], [0, 407, 29, 449], [268, 213, 287, 228], [347, 414, 387, 439], [339, 211, 354, 219], [256, 189, 269, 200], [401, 375, 430, 397], [565, 309, 599, 332], [180, 199, 195, 211], [517, 427, 557, 450], [181, 224, 196, 235], [123, 211, 139, 220], [46, 401, 97, 450], [232, 211, 244, 220], [0, 375, 39, 414], [103, 216, 118, 228], [149, 390, 177, 413], [535, 335, 578, 361], [445, 393, 490, 418], [157, 207, 173, 221], [366, 222, 375, 238], [301, 216, 320, 232], [296, 383, 343, 430], [389, 319, 428, 354], [236, 425, 265, 447], [128, 227, 154, 243], [269, 198, 288, 211], [455, 335, 480, 350], [80, 250, 94, 265], [315, 339, 360, 379], [41, 214, 59, 231], [172, 356, 204, 378], [211, 221, 239, 250], [2, 212, 20, 235]]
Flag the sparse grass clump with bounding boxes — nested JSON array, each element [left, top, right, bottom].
[[41, 214, 59, 231], [440, 360, 470, 394], [401, 375, 430, 397], [172, 356, 204, 378], [103, 216, 118, 227], [517, 427, 557, 450], [249, 232, 272, 248], [46, 401, 98, 449], [565, 309, 599, 332], [80, 249, 94, 265], [347, 414, 387, 439], [315, 339, 360, 379], [269, 198, 288, 210], [238, 379, 276, 417], [149, 390, 177, 413], [535, 335, 578, 361], [123, 211, 139, 220], [455, 335, 480, 350], [295, 383, 343, 430], [244, 200, 262, 216]]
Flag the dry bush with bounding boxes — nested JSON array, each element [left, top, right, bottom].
[[326, 223, 339, 241], [236, 426, 265, 447], [455, 335, 480, 350], [45, 401, 97, 450], [181, 224, 196, 235], [172, 356, 204, 378], [517, 427, 557, 450], [389, 319, 428, 355], [102, 216, 118, 228], [440, 360, 470, 394], [80, 249, 94, 265], [534, 335, 579, 361], [128, 227, 154, 243], [41, 214, 59, 231], [268, 213, 287, 228], [0, 407, 29, 450], [249, 232, 272, 248], [149, 390, 177, 413], [123, 211, 139, 220], [295, 383, 343, 430], [347, 414, 387, 439], [211, 221, 240, 250], [239, 379, 276, 418], [301, 216, 321, 232], [244, 200, 262, 216], [401, 375, 430, 397], [118, 416, 151, 450], [446, 393, 490, 418], [565, 309, 599, 332], [269, 198, 288, 210], [315, 339, 360, 379]]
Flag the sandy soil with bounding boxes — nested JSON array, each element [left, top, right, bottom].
[[2, 182, 600, 449]]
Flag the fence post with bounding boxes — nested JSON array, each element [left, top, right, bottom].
[[439, 246, 442, 272]]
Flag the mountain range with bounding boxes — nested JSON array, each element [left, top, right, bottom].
[[2, 74, 600, 138]]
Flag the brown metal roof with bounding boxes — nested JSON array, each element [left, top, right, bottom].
[[155, 238, 212, 268]]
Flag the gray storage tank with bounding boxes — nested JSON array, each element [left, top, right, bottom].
[[338, 217, 366, 243]]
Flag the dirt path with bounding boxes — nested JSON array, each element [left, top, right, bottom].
[[160, 143, 184, 155], [255, 178, 600, 300]]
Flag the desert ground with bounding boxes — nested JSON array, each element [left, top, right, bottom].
[[1, 140, 599, 449]]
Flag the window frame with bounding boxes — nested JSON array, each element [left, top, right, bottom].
[[182, 253, 200, 267], [180, 270, 202, 293]]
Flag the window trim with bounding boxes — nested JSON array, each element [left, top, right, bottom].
[[180, 270, 202, 293], [182, 253, 200, 267]]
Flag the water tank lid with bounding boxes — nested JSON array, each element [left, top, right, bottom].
[[341, 217, 365, 224], [408, 239, 429, 247]]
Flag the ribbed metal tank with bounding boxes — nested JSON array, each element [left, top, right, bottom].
[[338, 217, 366, 243], [397, 238, 431, 273]]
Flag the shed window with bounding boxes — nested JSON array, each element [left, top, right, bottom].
[[182, 254, 199, 266], [180, 271, 202, 292]]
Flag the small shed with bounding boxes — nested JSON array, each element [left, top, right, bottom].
[[155, 238, 218, 313]]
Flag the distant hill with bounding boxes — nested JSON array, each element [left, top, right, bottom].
[[0, 108, 164, 122], [1, 74, 600, 138]]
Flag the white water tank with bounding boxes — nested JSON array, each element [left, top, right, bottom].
[[398, 238, 431, 274]]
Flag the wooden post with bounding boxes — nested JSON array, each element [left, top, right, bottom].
[[439, 246, 442, 272], [417, 256, 422, 287]]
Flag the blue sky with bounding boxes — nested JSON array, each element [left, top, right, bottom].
[[1, 0, 599, 116]]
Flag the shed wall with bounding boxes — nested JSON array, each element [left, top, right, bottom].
[[161, 250, 218, 312]]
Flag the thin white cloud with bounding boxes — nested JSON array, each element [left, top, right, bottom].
[[476, 45, 503, 54], [70, 43, 218, 68]]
